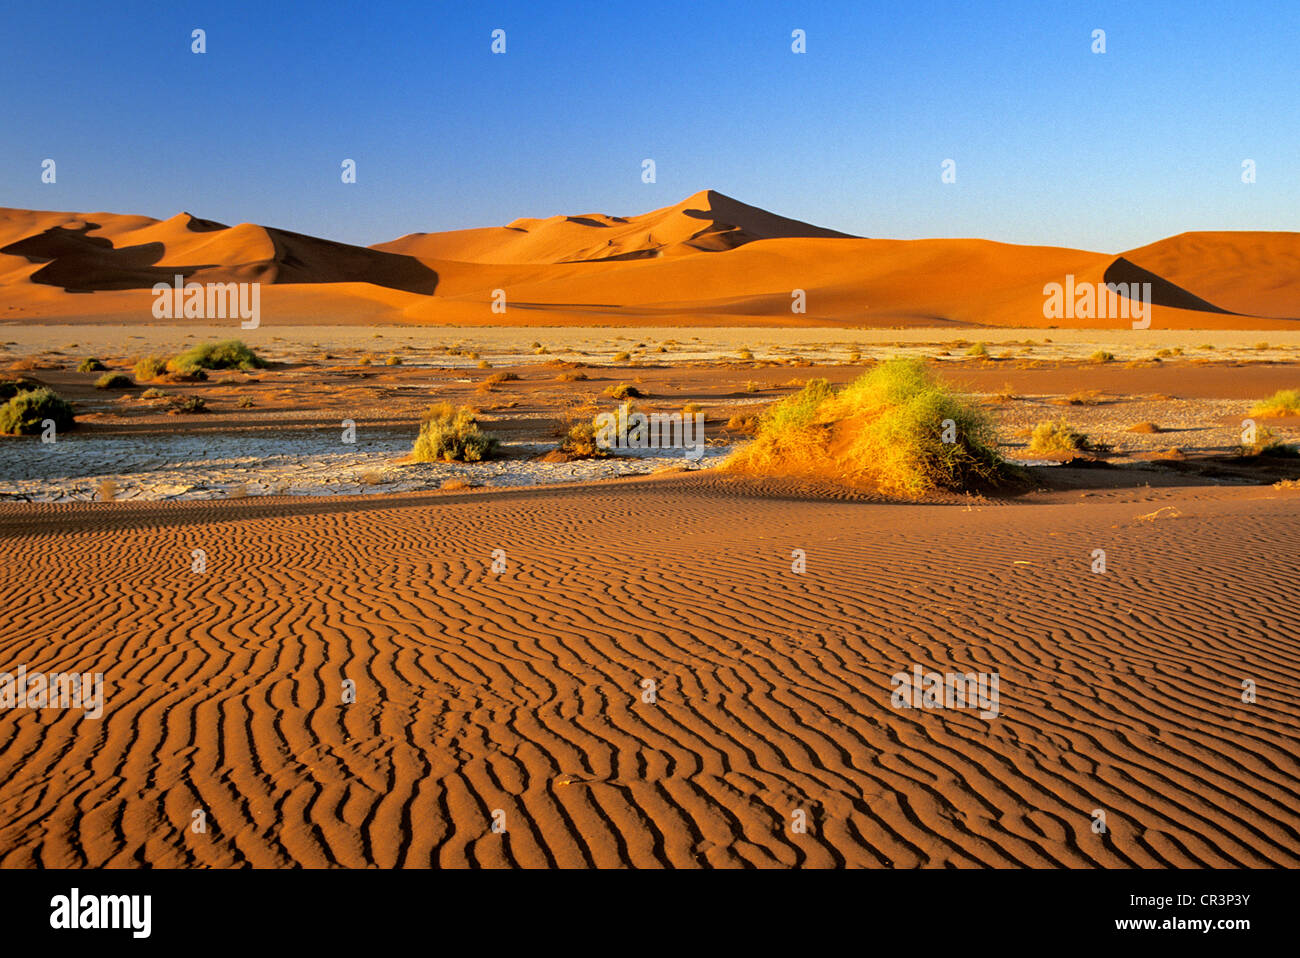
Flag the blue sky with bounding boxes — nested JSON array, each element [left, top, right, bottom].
[[2, 0, 1296, 251]]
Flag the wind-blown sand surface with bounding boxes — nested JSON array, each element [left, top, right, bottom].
[[1, 474, 1297, 867]]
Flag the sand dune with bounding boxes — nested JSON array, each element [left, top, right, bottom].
[[0, 476, 1297, 867], [1, 196, 1297, 327]]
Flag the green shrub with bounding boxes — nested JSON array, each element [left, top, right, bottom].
[[727, 359, 1012, 496], [1249, 389, 1300, 418], [0, 379, 41, 401], [77, 358, 107, 373], [1088, 350, 1116, 364], [0, 387, 75, 435], [412, 406, 498, 462], [134, 356, 169, 381], [1028, 419, 1090, 454], [94, 373, 134, 389], [170, 340, 267, 372], [965, 342, 989, 358]]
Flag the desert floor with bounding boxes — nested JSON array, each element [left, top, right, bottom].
[[1, 325, 1298, 867]]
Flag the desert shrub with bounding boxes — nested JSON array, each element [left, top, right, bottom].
[[726, 359, 1012, 496], [0, 379, 41, 401], [965, 342, 989, 358], [78, 358, 107, 373], [0, 387, 75, 435], [171, 340, 267, 371], [412, 405, 498, 462], [612, 351, 631, 363], [737, 348, 754, 361], [94, 373, 134, 389], [134, 356, 169, 381], [1242, 425, 1298, 457], [726, 413, 759, 434], [557, 370, 588, 382], [1089, 350, 1116, 364], [168, 395, 207, 414], [558, 419, 603, 458], [486, 371, 519, 384], [1028, 419, 1090, 454], [1249, 389, 1300, 417], [140, 387, 168, 400], [604, 383, 643, 400], [237, 396, 254, 408], [1128, 421, 1162, 434], [385, 355, 402, 366]]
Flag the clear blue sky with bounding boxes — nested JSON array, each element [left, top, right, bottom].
[[2, 0, 1296, 252]]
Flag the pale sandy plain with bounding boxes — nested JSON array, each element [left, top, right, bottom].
[[1, 193, 1298, 868]]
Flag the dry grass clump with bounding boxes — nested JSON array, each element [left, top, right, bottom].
[[94, 373, 134, 389], [1127, 421, 1163, 434], [726, 358, 1013, 496], [167, 395, 207, 414], [1053, 390, 1105, 406], [1028, 419, 1090, 454], [965, 342, 989, 358], [557, 370, 588, 382], [78, 358, 107, 373], [1249, 389, 1300, 417], [726, 413, 759, 435], [1089, 350, 1116, 364], [134, 356, 170, 381], [96, 479, 118, 501], [1241, 425, 1298, 458], [604, 383, 644, 400], [737, 348, 754, 361], [412, 405, 498, 462], [385, 355, 402, 366], [612, 351, 631, 363]]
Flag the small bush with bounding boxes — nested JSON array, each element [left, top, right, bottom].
[[965, 342, 989, 358], [737, 348, 754, 361], [1128, 421, 1162, 434], [237, 396, 254, 408], [94, 373, 134, 390], [78, 358, 107, 373], [727, 359, 1013, 496], [140, 387, 168, 400], [135, 356, 169, 381], [1243, 425, 1298, 458], [605, 383, 644, 400], [412, 405, 498, 462], [172, 340, 268, 371], [1249, 389, 1300, 418], [1028, 419, 1090, 454], [0, 387, 75, 435], [612, 351, 631, 363], [0, 379, 41, 401], [385, 355, 402, 366], [557, 370, 588, 382], [486, 371, 519, 384], [168, 395, 207, 414]]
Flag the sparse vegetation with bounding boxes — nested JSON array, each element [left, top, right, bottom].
[[171, 339, 267, 372], [167, 395, 207, 414], [412, 405, 498, 462], [94, 373, 134, 390], [1249, 389, 1300, 418], [1088, 350, 1115, 364], [726, 358, 1014, 496], [134, 356, 169, 381], [0, 387, 75, 435], [1028, 419, 1090, 454], [604, 383, 644, 400], [965, 342, 989, 358], [1242, 425, 1298, 458], [78, 358, 107, 373]]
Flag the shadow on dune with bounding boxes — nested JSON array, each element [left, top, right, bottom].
[[1103, 256, 1234, 315]]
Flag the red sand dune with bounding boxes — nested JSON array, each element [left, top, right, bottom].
[[1, 193, 1296, 328]]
